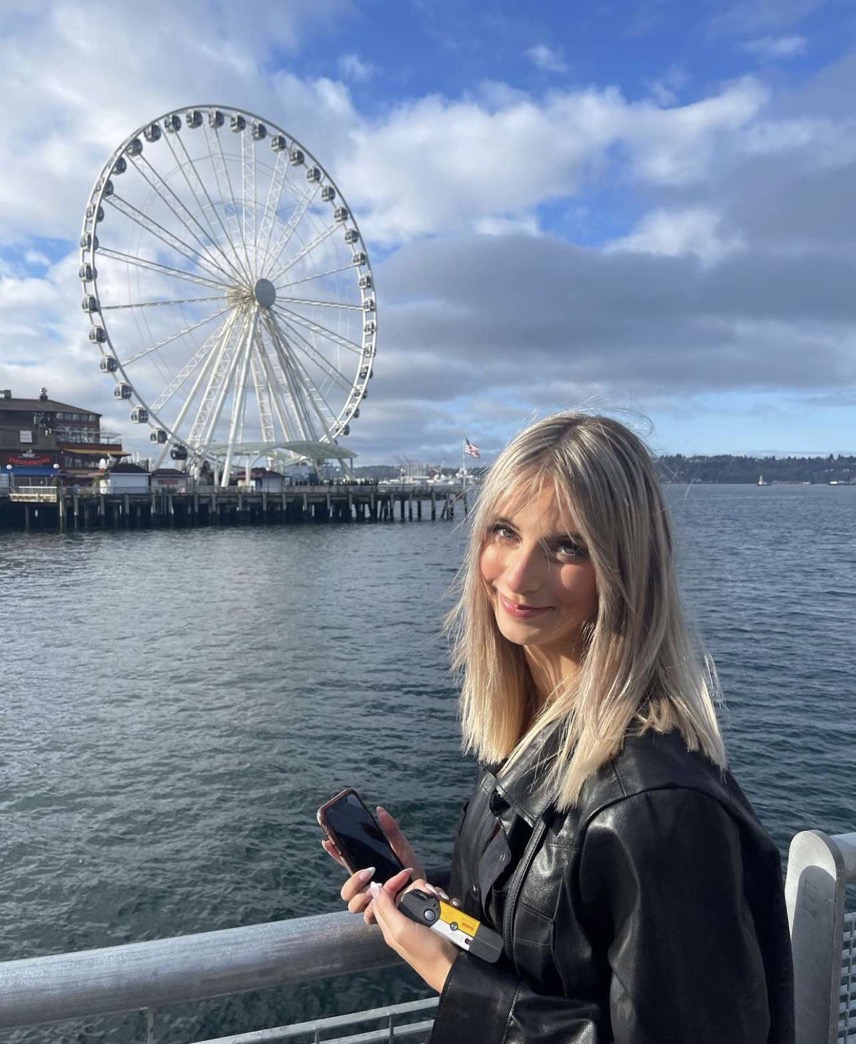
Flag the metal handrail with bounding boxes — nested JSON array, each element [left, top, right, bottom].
[[0, 911, 397, 1031], [3, 833, 853, 1041], [785, 830, 856, 1043]]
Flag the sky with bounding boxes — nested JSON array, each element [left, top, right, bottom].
[[1, 0, 855, 464]]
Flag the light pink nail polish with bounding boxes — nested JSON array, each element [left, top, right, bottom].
[[369, 881, 382, 898]]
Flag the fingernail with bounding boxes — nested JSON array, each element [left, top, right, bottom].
[[369, 881, 382, 898], [376, 805, 386, 816], [358, 867, 376, 882], [402, 867, 414, 877]]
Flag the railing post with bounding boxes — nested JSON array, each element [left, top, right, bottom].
[[786, 830, 856, 1044]]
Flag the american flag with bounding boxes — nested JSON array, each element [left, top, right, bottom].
[[464, 439, 481, 458]]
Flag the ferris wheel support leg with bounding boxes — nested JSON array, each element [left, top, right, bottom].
[[220, 309, 260, 486]]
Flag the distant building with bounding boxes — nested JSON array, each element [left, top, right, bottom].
[[0, 387, 126, 485], [99, 461, 149, 494], [150, 468, 189, 493]]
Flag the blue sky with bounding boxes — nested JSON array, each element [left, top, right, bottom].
[[1, 0, 855, 463]]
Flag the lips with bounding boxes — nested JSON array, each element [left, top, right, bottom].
[[498, 592, 553, 619]]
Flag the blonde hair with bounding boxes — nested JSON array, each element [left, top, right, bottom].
[[447, 412, 726, 810]]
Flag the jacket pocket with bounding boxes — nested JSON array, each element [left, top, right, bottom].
[[512, 901, 561, 991]]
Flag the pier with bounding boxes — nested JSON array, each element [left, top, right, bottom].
[[0, 484, 471, 532]]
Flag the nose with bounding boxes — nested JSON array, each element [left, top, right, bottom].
[[503, 542, 545, 595]]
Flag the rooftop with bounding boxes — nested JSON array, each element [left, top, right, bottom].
[[0, 390, 101, 417]]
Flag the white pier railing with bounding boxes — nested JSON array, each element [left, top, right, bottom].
[[785, 830, 856, 1043]]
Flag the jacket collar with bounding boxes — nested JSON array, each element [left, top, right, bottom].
[[491, 726, 562, 826]]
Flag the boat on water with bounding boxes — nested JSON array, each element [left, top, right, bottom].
[[757, 474, 770, 486]]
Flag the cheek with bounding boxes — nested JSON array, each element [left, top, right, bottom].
[[558, 565, 599, 617], [479, 545, 499, 584]]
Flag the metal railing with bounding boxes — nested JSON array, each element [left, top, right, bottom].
[[785, 831, 856, 1043], [0, 912, 406, 1036], [8, 486, 59, 502], [1, 831, 854, 1042]]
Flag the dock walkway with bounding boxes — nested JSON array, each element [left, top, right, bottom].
[[0, 484, 471, 532]]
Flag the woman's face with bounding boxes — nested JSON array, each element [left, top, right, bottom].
[[479, 486, 599, 662]]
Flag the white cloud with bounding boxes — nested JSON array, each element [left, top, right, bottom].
[[341, 78, 769, 243], [607, 208, 745, 264], [742, 34, 808, 59], [338, 53, 375, 82], [0, 2, 854, 461], [474, 215, 540, 236], [524, 44, 568, 74]]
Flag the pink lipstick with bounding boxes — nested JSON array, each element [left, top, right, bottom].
[[498, 593, 552, 619]]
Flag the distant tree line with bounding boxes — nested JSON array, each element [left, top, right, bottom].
[[655, 454, 856, 485], [353, 456, 856, 485]]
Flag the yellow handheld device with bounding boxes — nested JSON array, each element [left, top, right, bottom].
[[398, 888, 503, 963]]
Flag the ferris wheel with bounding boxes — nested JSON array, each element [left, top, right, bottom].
[[79, 105, 375, 484]]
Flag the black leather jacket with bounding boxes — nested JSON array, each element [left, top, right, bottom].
[[430, 730, 794, 1044]]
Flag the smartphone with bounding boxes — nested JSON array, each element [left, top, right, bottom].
[[317, 788, 406, 884]]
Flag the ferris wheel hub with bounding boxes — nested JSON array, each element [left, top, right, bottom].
[[253, 278, 276, 308]]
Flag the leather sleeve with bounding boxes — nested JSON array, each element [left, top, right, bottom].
[[579, 787, 772, 1044], [431, 788, 774, 1044], [430, 950, 604, 1044]]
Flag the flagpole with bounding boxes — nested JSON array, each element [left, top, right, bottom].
[[461, 439, 466, 489]]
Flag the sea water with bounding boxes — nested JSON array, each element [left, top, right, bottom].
[[1, 484, 853, 1042]]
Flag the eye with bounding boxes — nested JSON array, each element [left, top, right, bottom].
[[555, 538, 589, 561], [488, 522, 516, 541]]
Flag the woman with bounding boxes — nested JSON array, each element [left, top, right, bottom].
[[325, 412, 794, 1043]]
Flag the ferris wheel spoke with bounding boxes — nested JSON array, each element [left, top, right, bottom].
[[279, 261, 358, 289], [106, 194, 236, 287], [257, 149, 292, 264], [150, 309, 239, 413], [262, 183, 320, 274], [254, 328, 307, 442], [221, 311, 259, 479], [250, 351, 276, 444], [242, 130, 257, 270], [161, 131, 247, 282], [149, 315, 238, 471], [124, 303, 232, 367], [284, 338, 343, 432], [271, 302, 364, 356], [263, 317, 329, 440], [97, 247, 232, 294], [268, 220, 339, 281], [268, 310, 354, 393], [203, 123, 253, 284], [191, 310, 249, 462], [262, 313, 323, 439], [129, 154, 240, 285], [276, 295, 365, 311], [101, 295, 225, 310]]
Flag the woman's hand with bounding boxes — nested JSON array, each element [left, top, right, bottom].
[[321, 805, 426, 924], [370, 875, 458, 994]]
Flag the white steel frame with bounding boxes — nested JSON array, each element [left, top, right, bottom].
[[80, 105, 376, 485]]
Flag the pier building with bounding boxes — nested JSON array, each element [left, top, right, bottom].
[[0, 388, 125, 487]]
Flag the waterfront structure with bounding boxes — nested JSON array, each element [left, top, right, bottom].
[[80, 105, 376, 487], [98, 461, 149, 494], [0, 482, 468, 531], [0, 388, 125, 485]]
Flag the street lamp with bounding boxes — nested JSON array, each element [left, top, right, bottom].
[[5, 463, 12, 491]]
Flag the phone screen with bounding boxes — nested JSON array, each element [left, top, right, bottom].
[[324, 791, 405, 884]]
